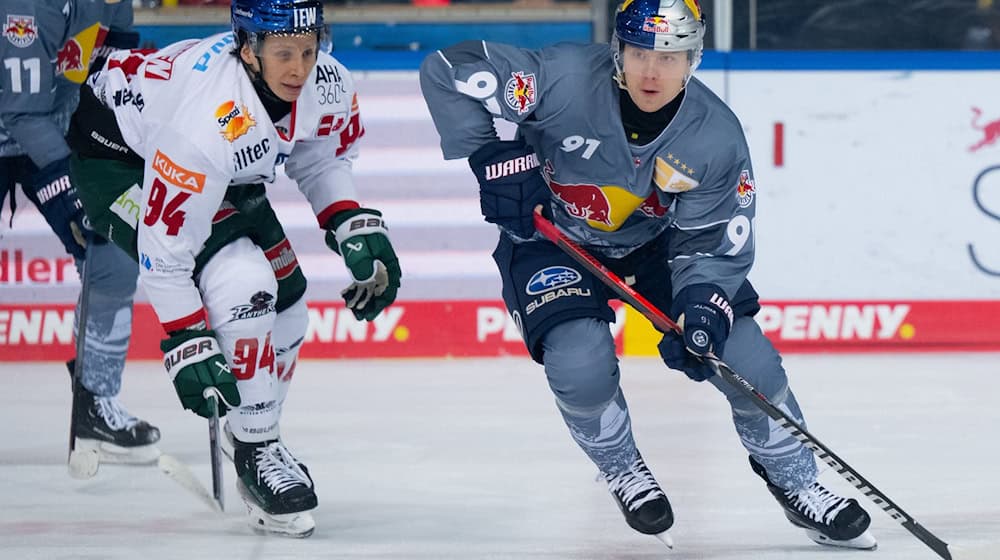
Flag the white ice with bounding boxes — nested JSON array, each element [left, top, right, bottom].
[[1, 354, 998, 559]]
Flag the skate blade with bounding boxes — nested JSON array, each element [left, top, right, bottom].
[[244, 501, 315, 538], [654, 530, 674, 549], [95, 441, 161, 465], [805, 528, 877, 550], [238, 481, 316, 538]]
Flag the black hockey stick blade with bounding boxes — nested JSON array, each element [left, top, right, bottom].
[[532, 207, 955, 560], [205, 390, 225, 512]]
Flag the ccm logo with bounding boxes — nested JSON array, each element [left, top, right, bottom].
[[153, 150, 206, 193]]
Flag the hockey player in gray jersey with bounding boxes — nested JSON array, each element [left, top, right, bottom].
[[0, 0, 159, 464], [420, 0, 875, 551]]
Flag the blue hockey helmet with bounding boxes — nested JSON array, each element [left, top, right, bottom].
[[612, 0, 706, 79], [232, 0, 330, 53]]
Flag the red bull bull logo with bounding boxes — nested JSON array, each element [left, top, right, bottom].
[[638, 191, 669, 218], [56, 39, 85, 75], [969, 107, 1000, 153], [736, 170, 755, 208], [545, 159, 614, 227], [504, 71, 536, 115], [215, 101, 256, 142], [642, 16, 670, 34], [4, 15, 37, 48]]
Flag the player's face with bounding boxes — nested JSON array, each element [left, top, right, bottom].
[[620, 44, 689, 112], [240, 33, 319, 102]]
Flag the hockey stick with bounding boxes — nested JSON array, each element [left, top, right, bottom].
[[158, 453, 221, 513], [204, 387, 225, 512], [68, 257, 100, 479], [532, 207, 961, 560], [157, 389, 227, 513]]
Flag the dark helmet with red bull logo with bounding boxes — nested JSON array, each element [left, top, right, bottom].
[[612, 0, 706, 82], [232, 0, 330, 54]]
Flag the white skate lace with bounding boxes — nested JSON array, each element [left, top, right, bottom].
[[605, 458, 665, 512], [256, 442, 312, 495], [786, 483, 850, 525], [95, 397, 139, 431]]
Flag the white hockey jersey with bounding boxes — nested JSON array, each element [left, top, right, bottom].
[[88, 32, 364, 330]]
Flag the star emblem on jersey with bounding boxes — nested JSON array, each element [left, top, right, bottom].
[[504, 71, 537, 115], [654, 156, 699, 193], [4, 15, 37, 48]]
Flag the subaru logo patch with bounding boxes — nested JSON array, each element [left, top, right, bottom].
[[526, 266, 582, 295]]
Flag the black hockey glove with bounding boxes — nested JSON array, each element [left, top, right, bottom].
[[26, 158, 89, 261], [469, 139, 551, 239], [161, 329, 240, 418], [658, 284, 734, 382], [324, 208, 402, 321]]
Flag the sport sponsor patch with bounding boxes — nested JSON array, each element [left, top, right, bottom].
[[525, 266, 582, 295], [736, 169, 755, 208], [4, 14, 36, 48], [152, 150, 206, 193], [215, 101, 255, 142], [504, 71, 536, 115], [110, 183, 143, 226], [642, 16, 670, 34]]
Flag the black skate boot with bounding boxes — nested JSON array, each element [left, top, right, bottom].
[[602, 454, 674, 547], [68, 360, 161, 464], [750, 456, 877, 550], [234, 437, 318, 538]]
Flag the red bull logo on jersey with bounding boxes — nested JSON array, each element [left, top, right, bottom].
[[637, 191, 669, 218], [56, 39, 85, 75], [4, 14, 36, 48], [215, 101, 256, 142], [736, 170, 755, 208], [642, 16, 670, 34], [969, 107, 1000, 153], [55, 23, 102, 83], [504, 71, 536, 115], [544, 161, 646, 231]]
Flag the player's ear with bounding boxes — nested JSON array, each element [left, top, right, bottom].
[[239, 43, 257, 69]]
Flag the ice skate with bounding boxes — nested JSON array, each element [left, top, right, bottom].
[[602, 453, 674, 547], [234, 437, 317, 538], [69, 360, 161, 464], [750, 457, 877, 550]]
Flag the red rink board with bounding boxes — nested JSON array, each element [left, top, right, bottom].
[[0, 299, 998, 361]]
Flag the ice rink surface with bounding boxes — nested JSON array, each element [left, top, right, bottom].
[[1, 353, 998, 560]]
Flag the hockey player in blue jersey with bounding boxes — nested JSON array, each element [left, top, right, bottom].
[[0, 0, 159, 465], [419, 0, 876, 550]]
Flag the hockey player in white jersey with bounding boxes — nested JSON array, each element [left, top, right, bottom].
[[420, 0, 875, 551], [67, 0, 401, 537]]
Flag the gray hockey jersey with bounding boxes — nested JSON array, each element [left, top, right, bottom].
[[420, 41, 757, 300], [0, 0, 132, 166]]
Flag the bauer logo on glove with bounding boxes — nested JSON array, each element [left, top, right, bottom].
[[160, 329, 241, 418], [324, 207, 402, 322]]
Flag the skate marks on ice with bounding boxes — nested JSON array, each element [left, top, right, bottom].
[[0, 355, 998, 559]]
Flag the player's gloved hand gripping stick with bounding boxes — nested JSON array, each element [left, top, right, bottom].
[[532, 206, 975, 560]]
